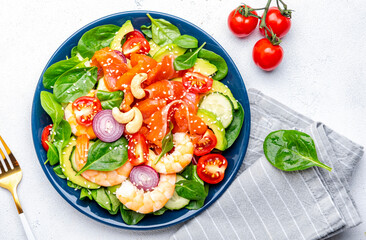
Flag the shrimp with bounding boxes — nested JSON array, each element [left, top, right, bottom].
[[64, 103, 97, 140], [116, 173, 176, 214], [147, 133, 193, 174], [74, 134, 133, 187]]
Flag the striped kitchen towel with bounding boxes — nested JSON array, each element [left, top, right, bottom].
[[170, 89, 364, 240]]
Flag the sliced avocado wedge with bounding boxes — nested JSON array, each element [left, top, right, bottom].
[[110, 20, 134, 52], [210, 81, 239, 110], [153, 43, 186, 62], [61, 137, 100, 189], [193, 58, 217, 76], [148, 39, 161, 57], [197, 109, 227, 150]]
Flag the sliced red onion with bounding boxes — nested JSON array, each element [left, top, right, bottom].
[[114, 50, 127, 63], [130, 165, 159, 191], [191, 155, 198, 165], [92, 110, 124, 142]]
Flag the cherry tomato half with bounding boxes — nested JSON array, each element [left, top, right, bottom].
[[182, 71, 213, 94], [41, 124, 53, 151], [194, 129, 217, 156], [72, 96, 102, 126], [197, 154, 228, 184], [125, 30, 145, 41], [122, 37, 150, 58], [228, 5, 259, 38], [259, 7, 291, 38], [128, 133, 149, 166], [252, 38, 283, 71]]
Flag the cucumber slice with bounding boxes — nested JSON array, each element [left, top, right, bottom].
[[70, 141, 95, 172], [211, 81, 239, 110], [165, 175, 190, 210], [199, 92, 234, 128]]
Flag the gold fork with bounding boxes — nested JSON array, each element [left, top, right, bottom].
[[0, 135, 35, 240]]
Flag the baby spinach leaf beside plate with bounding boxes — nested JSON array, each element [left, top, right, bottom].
[[78, 137, 128, 174], [198, 49, 228, 80], [147, 14, 180, 46], [96, 90, 124, 110], [173, 42, 206, 71], [53, 67, 97, 103], [175, 180, 206, 201], [263, 130, 332, 172], [120, 205, 145, 225], [225, 102, 244, 149], [173, 35, 198, 49], [77, 24, 120, 58], [43, 56, 81, 89]]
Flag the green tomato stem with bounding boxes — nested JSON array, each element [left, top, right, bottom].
[[259, 0, 273, 29]]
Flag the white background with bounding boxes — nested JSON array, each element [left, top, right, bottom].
[[0, 0, 365, 239]]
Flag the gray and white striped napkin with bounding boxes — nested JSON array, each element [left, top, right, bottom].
[[170, 88, 364, 240]]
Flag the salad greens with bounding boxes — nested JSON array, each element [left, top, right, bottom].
[[46, 142, 59, 165], [173, 42, 206, 71], [140, 25, 152, 39], [225, 102, 244, 149], [198, 49, 228, 80], [96, 90, 124, 110], [147, 14, 181, 46], [53, 165, 66, 179], [173, 35, 198, 49], [155, 122, 174, 164], [120, 205, 145, 225], [175, 179, 206, 201], [263, 130, 332, 171]]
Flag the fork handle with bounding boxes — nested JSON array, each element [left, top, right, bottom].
[[19, 213, 36, 240]]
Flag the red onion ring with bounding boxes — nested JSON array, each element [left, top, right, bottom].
[[129, 165, 159, 191], [92, 110, 124, 142], [114, 50, 127, 63]]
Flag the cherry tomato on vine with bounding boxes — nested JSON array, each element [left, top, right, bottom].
[[128, 133, 149, 166], [253, 38, 283, 71], [72, 96, 102, 126], [182, 71, 213, 94], [41, 124, 53, 151], [259, 7, 291, 38], [194, 129, 217, 156], [197, 154, 228, 184], [228, 5, 259, 38]]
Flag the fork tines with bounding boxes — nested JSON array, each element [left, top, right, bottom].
[[0, 135, 16, 174]]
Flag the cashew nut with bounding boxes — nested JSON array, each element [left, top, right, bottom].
[[112, 107, 135, 124], [126, 107, 143, 134], [131, 73, 147, 99]]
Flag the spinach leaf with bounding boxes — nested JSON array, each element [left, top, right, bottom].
[[80, 188, 93, 200], [155, 122, 174, 164], [173, 42, 206, 71], [263, 130, 332, 172], [120, 205, 145, 225], [225, 102, 244, 149], [96, 90, 124, 110], [90, 188, 112, 211], [53, 165, 66, 179], [71, 46, 79, 57], [140, 25, 152, 39], [54, 120, 72, 149], [181, 165, 204, 185], [40, 91, 64, 128], [186, 184, 209, 210], [105, 188, 121, 215], [77, 24, 120, 58], [67, 181, 81, 190], [43, 56, 81, 89], [46, 142, 59, 165], [152, 207, 167, 215], [78, 138, 128, 174], [198, 49, 228, 80], [173, 35, 198, 49], [147, 14, 180, 46], [175, 180, 207, 200], [53, 67, 97, 103]]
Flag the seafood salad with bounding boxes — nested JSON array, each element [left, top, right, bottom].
[[40, 14, 244, 225]]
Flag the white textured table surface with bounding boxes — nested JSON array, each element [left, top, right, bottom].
[[0, 0, 365, 239]]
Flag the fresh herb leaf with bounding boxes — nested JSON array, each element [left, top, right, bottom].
[[155, 122, 174, 164], [53, 67, 97, 103], [175, 180, 207, 200], [225, 102, 244, 149], [263, 130, 332, 172], [54, 120, 72, 149], [173, 42, 206, 71], [173, 35, 198, 49], [43, 56, 81, 89], [120, 205, 145, 225], [40, 91, 63, 129], [198, 49, 228, 80], [147, 14, 181, 46], [53, 165, 66, 179], [80, 188, 93, 201], [46, 142, 59, 165], [96, 90, 124, 110], [77, 24, 120, 58], [185, 184, 209, 210], [106, 190, 121, 215], [90, 188, 112, 211], [141, 24, 152, 39], [181, 165, 204, 185], [78, 138, 128, 174]]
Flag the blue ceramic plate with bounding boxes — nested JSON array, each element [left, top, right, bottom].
[[31, 10, 251, 230]]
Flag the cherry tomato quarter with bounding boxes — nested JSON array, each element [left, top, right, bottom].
[[182, 71, 213, 94], [194, 129, 217, 156], [72, 96, 102, 126], [252, 38, 283, 71], [122, 37, 150, 58], [128, 133, 149, 166], [197, 154, 228, 184], [228, 5, 259, 38], [259, 7, 291, 38], [41, 124, 53, 151]]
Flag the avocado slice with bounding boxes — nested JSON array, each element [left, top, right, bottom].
[[153, 43, 186, 62], [110, 20, 134, 52], [193, 58, 217, 76], [61, 137, 100, 189], [197, 109, 227, 150], [148, 39, 161, 57], [210, 81, 239, 110]]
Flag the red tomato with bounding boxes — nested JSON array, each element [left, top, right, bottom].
[[182, 72, 213, 94], [252, 38, 283, 71], [72, 96, 102, 126], [41, 124, 53, 151], [228, 5, 259, 38], [125, 30, 145, 40], [122, 37, 150, 58], [194, 130, 217, 156], [128, 133, 149, 166], [197, 154, 228, 184], [259, 7, 291, 38]]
